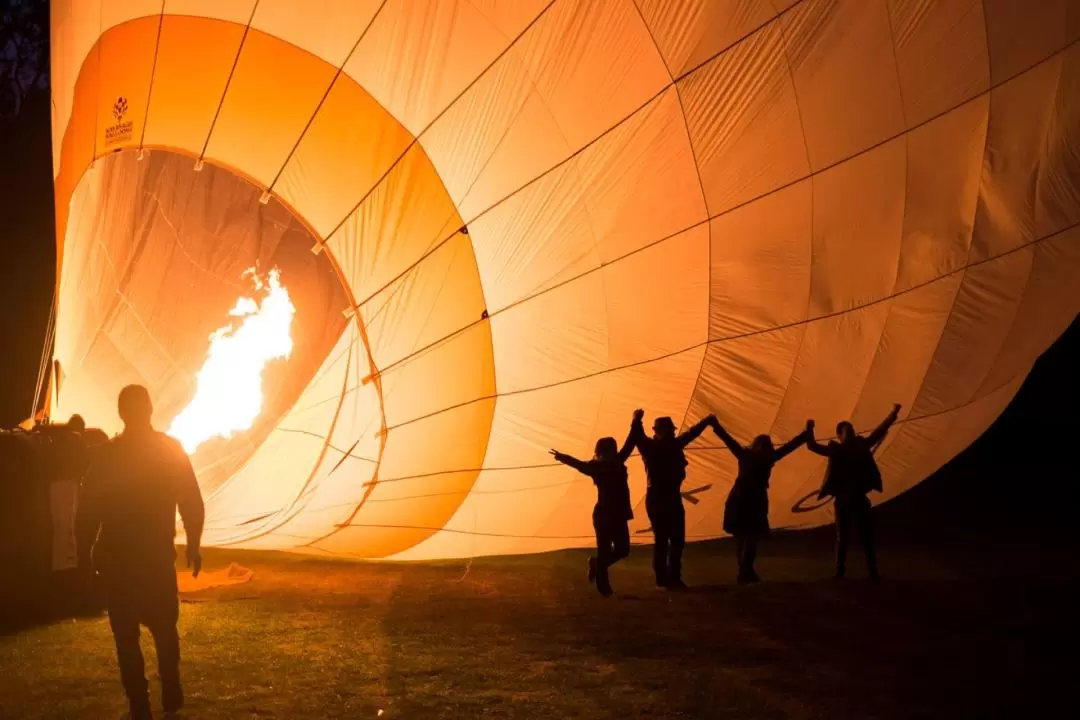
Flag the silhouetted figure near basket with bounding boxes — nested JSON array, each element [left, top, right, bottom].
[[551, 424, 635, 597], [807, 404, 901, 580], [76, 385, 204, 720], [710, 417, 813, 584], [630, 409, 714, 590]]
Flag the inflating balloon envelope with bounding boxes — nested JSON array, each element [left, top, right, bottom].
[[46, 1, 1080, 560]]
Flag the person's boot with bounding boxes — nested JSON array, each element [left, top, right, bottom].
[[125, 698, 153, 720], [597, 582, 613, 597], [586, 557, 597, 585], [666, 578, 688, 591]]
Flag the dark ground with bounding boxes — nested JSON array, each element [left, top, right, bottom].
[[0, 526, 1076, 720]]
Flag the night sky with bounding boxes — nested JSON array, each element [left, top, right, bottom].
[[2, 12, 1077, 534]]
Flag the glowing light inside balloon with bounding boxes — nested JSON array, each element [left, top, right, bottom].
[[168, 268, 295, 454]]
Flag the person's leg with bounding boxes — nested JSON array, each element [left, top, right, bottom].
[[746, 533, 759, 581], [105, 588, 152, 719], [734, 534, 748, 580], [147, 573, 183, 714], [589, 508, 603, 585], [653, 529, 670, 587], [594, 513, 613, 595], [646, 494, 668, 587], [859, 500, 878, 579], [835, 503, 851, 579], [668, 501, 686, 588], [610, 522, 630, 566]]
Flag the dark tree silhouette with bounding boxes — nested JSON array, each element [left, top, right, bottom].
[[1, 0, 49, 119]]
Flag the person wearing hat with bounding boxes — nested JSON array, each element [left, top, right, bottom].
[[630, 409, 715, 589]]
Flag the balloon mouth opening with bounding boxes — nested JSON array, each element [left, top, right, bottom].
[[55, 148, 358, 494]]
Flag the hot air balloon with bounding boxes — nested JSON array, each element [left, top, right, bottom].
[[46, 0, 1080, 560]]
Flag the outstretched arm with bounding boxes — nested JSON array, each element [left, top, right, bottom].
[[804, 420, 831, 456], [677, 415, 715, 449], [617, 424, 636, 463], [710, 418, 744, 457], [773, 422, 812, 461], [866, 404, 902, 447], [550, 450, 591, 476], [629, 409, 650, 451]]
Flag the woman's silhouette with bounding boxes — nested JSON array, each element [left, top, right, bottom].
[[710, 418, 813, 583], [551, 418, 636, 596]]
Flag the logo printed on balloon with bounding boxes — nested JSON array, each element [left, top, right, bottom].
[[104, 95, 133, 146]]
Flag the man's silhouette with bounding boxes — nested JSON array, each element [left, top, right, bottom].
[[807, 404, 901, 580], [76, 385, 204, 720], [630, 410, 713, 589]]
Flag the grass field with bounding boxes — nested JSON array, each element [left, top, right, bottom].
[[1, 527, 1077, 719]]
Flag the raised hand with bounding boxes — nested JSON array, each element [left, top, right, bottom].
[[806, 419, 815, 433], [633, 408, 645, 422]]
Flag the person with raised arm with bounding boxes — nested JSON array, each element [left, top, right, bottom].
[[710, 417, 814, 584], [630, 409, 714, 590], [806, 404, 902, 580], [550, 418, 636, 597]]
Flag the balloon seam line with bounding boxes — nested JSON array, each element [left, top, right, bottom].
[[320, 0, 559, 244], [264, 0, 391, 194], [136, 1, 167, 152], [378, 219, 1078, 435], [361, 26, 1079, 382], [347, 33, 1080, 378], [196, 0, 261, 164], [629, 0, 713, 437]]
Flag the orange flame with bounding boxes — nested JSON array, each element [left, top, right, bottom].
[[168, 268, 295, 454]]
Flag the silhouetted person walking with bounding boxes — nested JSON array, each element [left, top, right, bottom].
[[630, 410, 713, 589], [551, 421, 635, 596], [710, 417, 813, 583], [76, 385, 204, 720], [807, 404, 901, 580]]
